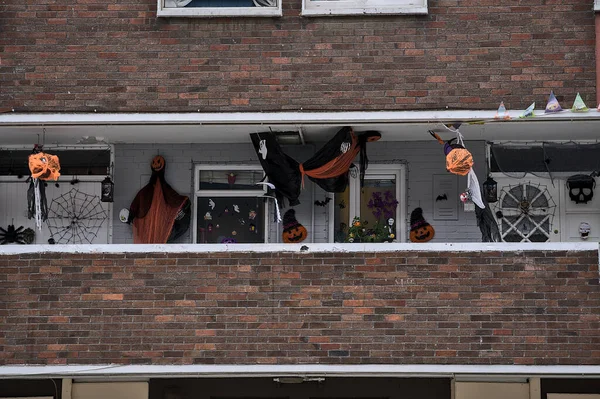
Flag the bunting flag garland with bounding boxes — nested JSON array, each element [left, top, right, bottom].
[[545, 91, 562, 113], [571, 93, 589, 112], [519, 102, 535, 118], [494, 101, 510, 120]]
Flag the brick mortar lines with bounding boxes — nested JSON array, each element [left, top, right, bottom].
[[0, 250, 598, 366]]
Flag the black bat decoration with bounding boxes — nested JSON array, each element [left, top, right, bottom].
[[314, 197, 332, 207], [436, 194, 448, 202]]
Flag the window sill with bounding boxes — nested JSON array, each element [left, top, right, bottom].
[[301, 5, 428, 17], [157, 6, 282, 17]]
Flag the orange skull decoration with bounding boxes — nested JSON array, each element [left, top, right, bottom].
[[151, 155, 165, 172], [28, 152, 61, 181]]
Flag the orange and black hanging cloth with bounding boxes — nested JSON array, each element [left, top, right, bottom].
[[251, 127, 381, 207], [128, 155, 190, 244], [300, 127, 381, 191]]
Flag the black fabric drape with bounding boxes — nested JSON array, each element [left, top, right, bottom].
[[250, 132, 302, 206]]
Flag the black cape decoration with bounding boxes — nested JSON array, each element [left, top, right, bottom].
[[250, 132, 302, 207], [250, 127, 381, 207], [475, 192, 501, 242]]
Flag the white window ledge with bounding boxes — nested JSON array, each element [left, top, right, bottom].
[[302, 0, 427, 17], [157, 0, 282, 17], [302, 5, 428, 17]]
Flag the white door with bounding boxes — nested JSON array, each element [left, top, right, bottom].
[[0, 176, 111, 244], [492, 177, 561, 242], [349, 164, 407, 242], [331, 164, 407, 243]]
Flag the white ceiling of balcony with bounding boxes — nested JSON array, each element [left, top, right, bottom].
[[0, 111, 599, 145]]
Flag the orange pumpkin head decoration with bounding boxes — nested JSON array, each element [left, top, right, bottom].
[[282, 209, 308, 243], [28, 152, 61, 181], [444, 139, 473, 176], [151, 155, 165, 172], [409, 207, 435, 243]]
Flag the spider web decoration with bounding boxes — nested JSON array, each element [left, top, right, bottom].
[[47, 189, 108, 244], [493, 181, 556, 243]]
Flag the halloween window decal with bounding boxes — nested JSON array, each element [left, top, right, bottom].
[[197, 196, 263, 244]]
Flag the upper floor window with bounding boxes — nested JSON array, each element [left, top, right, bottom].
[[302, 0, 427, 16], [157, 0, 281, 17]]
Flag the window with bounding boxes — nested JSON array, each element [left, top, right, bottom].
[[302, 0, 427, 17], [331, 164, 406, 243], [193, 165, 268, 244], [157, 0, 281, 17]]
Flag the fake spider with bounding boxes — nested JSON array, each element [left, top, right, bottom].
[[0, 225, 35, 245]]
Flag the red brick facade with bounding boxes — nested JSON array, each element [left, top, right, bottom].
[[1, 250, 598, 366], [0, 1, 596, 112]]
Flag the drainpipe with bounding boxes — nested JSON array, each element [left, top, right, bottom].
[[596, 11, 600, 105]]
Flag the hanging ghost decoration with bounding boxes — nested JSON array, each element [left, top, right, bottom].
[[250, 127, 381, 208]]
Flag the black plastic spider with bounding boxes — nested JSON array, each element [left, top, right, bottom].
[[0, 225, 35, 245]]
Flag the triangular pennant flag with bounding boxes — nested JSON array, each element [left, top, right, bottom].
[[519, 102, 535, 118], [494, 101, 510, 120], [571, 93, 589, 112], [545, 91, 562, 113]]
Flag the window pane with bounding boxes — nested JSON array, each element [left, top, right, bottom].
[[360, 178, 397, 234], [164, 0, 275, 7], [196, 196, 265, 244], [198, 169, 264, 191], [333, 187, 350, 243]]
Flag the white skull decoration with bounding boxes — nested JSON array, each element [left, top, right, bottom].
[[579, 222, 591, 240]]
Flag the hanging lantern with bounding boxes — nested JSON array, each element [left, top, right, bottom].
[[483, 176, 498, 203], [101, 176, 114, 202]]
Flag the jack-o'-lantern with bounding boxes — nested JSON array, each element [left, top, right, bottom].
[[282, 209, 308, 243], [151, 155, 165, 172], [409, 207, 435, 243]]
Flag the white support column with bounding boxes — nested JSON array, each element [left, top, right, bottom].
[[62, 378, 73, 399], [529, 378, 541, 399]]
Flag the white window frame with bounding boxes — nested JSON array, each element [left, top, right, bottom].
[[596, 0, 600, 11], [302, 0, 427, 17], [192, 164, 268, 244], [157, 0, 282, 18], [329, 163, 407, 243]]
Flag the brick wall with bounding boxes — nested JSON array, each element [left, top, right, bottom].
[[0, 0, 595, 112], [1, 249, 598, 366]]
